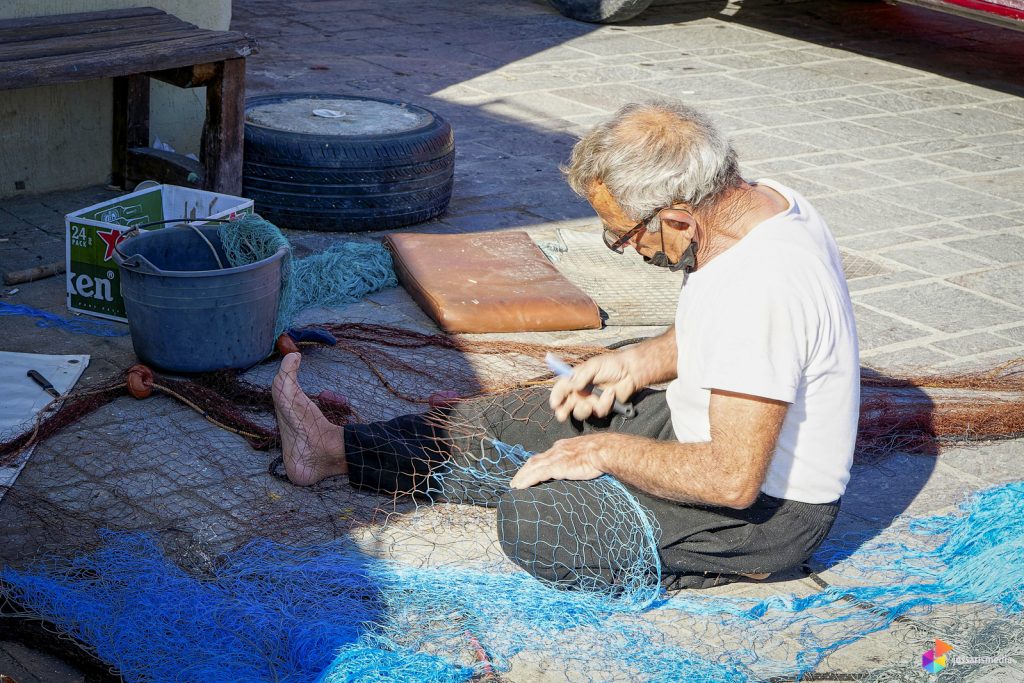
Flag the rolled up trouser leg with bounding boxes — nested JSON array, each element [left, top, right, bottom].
[[344, 412, 446, 497], [341, 386, 601, 502]]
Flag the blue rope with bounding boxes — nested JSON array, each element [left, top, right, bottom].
[[0, 301, 128, 337]]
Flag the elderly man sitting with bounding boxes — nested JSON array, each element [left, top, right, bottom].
[[272, 100, 859, 589]]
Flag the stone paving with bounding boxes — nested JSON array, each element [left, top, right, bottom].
[[239, 0, 1024, 371], [2, 0, 1024, 681]]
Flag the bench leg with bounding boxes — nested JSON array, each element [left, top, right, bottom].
[[203, 57, 245, 196], [111, 74, 150, 189]]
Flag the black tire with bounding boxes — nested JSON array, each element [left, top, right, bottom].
[[242, 93, 454, 232], [548, 0, 653, 23]]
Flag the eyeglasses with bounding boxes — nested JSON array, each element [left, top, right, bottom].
[[602, 211, 660, 254]]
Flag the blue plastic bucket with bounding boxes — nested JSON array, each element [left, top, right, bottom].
[[113, 225, 287, 373]]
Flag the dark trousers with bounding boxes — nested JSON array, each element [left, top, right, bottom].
[[344, 387, 839, 589]]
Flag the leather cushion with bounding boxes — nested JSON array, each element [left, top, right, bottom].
[[386, 231, 602, 333]]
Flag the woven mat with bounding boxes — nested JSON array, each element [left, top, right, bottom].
[[541, 229, 684, 326]]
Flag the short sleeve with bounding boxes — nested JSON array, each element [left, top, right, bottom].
[[695, 278, 809, 403]]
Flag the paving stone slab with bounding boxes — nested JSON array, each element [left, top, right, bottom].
[[802, 98, 887, 121], [743, 159, 814, 177], [730, 131, 822, 162], [729, 103, 829, 128], [947, 233, 1024, 263], [930, 332, 1018, 356], [698, 52, 791, 70], [853, 304, 935, 350], [901, 223, 966, 240], [955, 213, 1022, 233], [859, 114, 967, 144], [877, 243, 993, 277], [811, 193, 938, 236], [562, 33, 671, 57], [792, 166, 892, 192], [794, 151, 863, 168], [851, 90, 945, 114], [854, 281, 1021, 334], [776, 85, 885, 105], [930, 150, 1018, 174], [844, 269, 930, 292], [838, 225, 926, 248], [938, 344, 1024, 370], [476, 92, 606, 123], [955, 169, 1024, 204], [777, 119, 909, 150], [634, 73, 776, 102], [873, 182, 1020, 219], [806, 58, 919, 85], [980, 99, 1024, 120], [641, 23, 779, 49], [736, 65, 860, 94], [916, 107, 1024, 136], [972, 142, 1024, 167], [951, 264, 1024, 306], [0, 641, 86, 683], [760, 174, 829, 199], [838, 453, 944, 527], [996, 325, 1024, 344]]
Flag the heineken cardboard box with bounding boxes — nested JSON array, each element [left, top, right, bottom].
[[66, 184, 254, 322]]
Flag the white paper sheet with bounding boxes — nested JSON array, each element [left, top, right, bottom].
[[0, 352, 90, 498]]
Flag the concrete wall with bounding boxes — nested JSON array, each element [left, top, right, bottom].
[[0, 1, 232, 198]]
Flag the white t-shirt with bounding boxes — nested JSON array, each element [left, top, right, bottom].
[[665, 179, 859, 505]]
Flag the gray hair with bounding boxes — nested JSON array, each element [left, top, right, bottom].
[[562, 101, 742, 221]]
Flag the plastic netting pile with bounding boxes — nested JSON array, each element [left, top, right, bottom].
[[1, 322, 1023, 681], [218, 214, 398, 336]]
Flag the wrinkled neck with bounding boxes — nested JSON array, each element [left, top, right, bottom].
[[691, 183, 779, 269]]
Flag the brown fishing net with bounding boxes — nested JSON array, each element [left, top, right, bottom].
[[857, 359, 1024, 459], [5, 326, 1021, 474], [0, 325, 608, 565]]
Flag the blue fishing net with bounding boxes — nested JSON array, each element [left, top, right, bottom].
[[0, 301, 129, 337], [2, 452, 1021, 683], [658, 480, 1024, 678], [431, 440, 663, 611]]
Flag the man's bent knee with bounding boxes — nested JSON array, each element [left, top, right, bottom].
[[496, 487, 566, 584], [496, 482, 619, 590]]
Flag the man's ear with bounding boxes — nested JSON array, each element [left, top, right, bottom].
[[658, 208, 697, 237]]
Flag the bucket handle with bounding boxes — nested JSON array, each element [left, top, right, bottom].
[[112, 218, 234, 274]]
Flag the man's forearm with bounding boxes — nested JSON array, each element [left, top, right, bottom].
[[592, 433, 750, 508], [520, 390, 783, 507], [620, 326, 677, 387]]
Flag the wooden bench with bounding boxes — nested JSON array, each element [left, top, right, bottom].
[[0, 7, 258, 195]]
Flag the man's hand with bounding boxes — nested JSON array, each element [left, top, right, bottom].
[[509, 434, 611, 489], [549, 353, 639, 422], [549, 328, 679, 423]]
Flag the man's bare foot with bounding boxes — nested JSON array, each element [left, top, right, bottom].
[[272, 352, 348, 486]]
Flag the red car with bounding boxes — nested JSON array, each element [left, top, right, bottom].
[[894, 0, 1024, 29], [549, 0, 1024, 27]]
